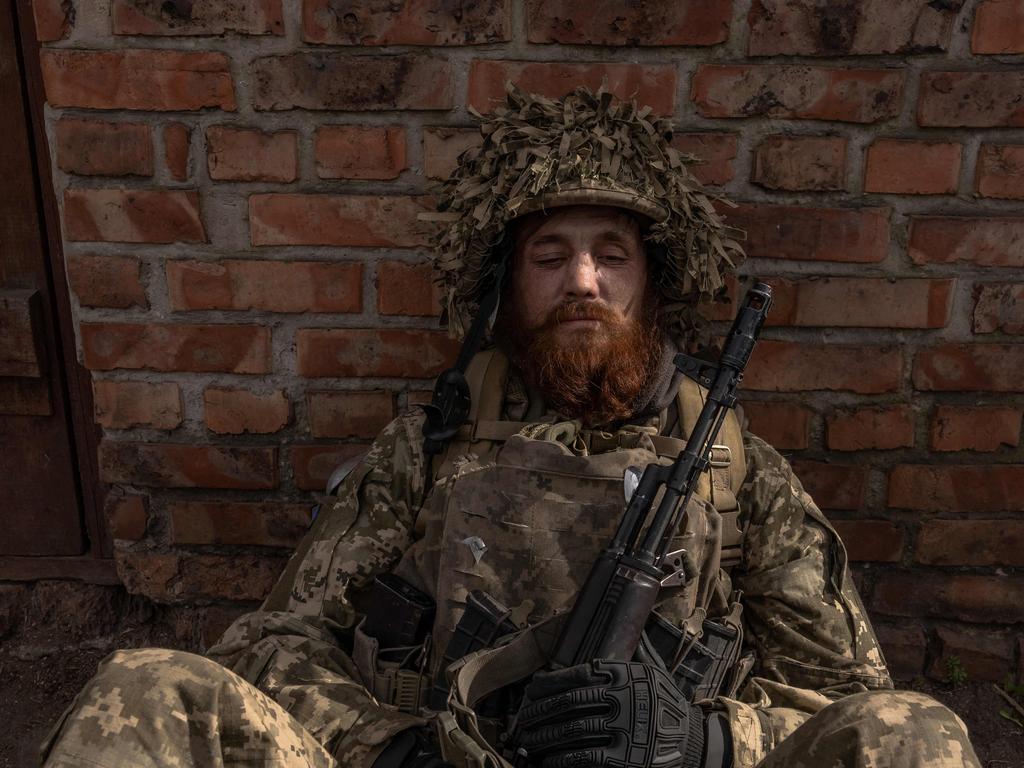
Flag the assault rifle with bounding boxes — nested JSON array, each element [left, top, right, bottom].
[[550, 282, 772, 668], [364, 283, 771, 715]]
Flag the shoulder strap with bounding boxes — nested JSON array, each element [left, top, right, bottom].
[[431, 349, 513, 483], [466, 348, 509, 425], [675, 377, 747, 570]]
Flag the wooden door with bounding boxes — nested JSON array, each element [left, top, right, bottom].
[[0, 0, 100, 559]]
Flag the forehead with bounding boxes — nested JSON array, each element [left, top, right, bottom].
[[514, 205, 643, 246]]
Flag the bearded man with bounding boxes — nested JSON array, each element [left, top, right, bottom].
[[41, 87, 979, 768]]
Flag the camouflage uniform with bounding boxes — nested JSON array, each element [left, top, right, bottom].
[[42, 86, 979, 767], [42, 399, 980, 767]]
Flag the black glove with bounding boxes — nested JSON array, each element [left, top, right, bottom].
[[512, 660, 707, 768], [372, 727, 453, 768]]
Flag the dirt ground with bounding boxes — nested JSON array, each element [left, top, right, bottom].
[[2, 645, 1021, 768]]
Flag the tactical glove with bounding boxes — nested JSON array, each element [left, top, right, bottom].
[[372, 727, 453, 768], [511, 659, 708, 768]]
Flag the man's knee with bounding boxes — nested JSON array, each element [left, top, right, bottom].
[[96, 647, 220, 680], [42, 648, 280, 766], [832, 689, 967, 735], [816, 689, 977, 765], [86, 648, 232, 701]]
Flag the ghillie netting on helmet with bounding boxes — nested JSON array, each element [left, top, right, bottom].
[[426, 83, 745, 344]]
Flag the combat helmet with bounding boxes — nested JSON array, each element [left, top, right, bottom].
[[419, 84, 745, 455], [429, 83, 745, 344]]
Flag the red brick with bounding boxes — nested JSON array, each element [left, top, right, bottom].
[[888, 465, 1024, 512], [468, 60, 676, 115], [104, 494, 148, 541], [93, 380, 182, 430], [115, 550, 286, 602], [315, 126, 406, 180], [253, 54, 452, 111], [913, 344, 1024, 392], [33, 0, 72, 41], [64, 188, 205, 244], [164, 123, 191, 181], [406, 390, 433, 407], [167, 259, 362, 313], [112, 0, 284, 36], [169, 501, 310, 547], [67, 254, 147, 309], [972, 0, 1024, 53], [864, 139, 962, 195], [752, 135, 846, 191], [975, 143, 1024, 200], [827, 406, 914, 451], [307, 390, 394, 438], [206, 126, 297, 183], [874, 623, 926, 680], [113, 551, 178, 601], [81, 323, 271, 373], [766, 276, 952, 329], [974, 283, 1024, 334], [831, 519, 904, 562], [917, 520, 1024, 567], [672, 133, 738, 187], [55, 119, 153, 177], [377, 261, 441, 317], [931, 626, 1017, 683], [297, 328, 459, 378], [873, 572, 1024, 623], [908, 217, 1024, 267], [744, 341, 902, 394], [930, 406, 1022, 452], [291, 443, 368, 491], [722, 204, 889, 263], [303, 0, 509, 44], [918, 71, 1024, 127], [41, 49, 235, 111], [692, 65, 904, 123], [99, 441, 277, 489], [178, 555, 285, 601], [748, 0, 959, 55], [742, 401, 811, 450], [250, 194, 434, 247], [204, 388, 289, 435], [423, 127, 481, 181], [527, 0, 731, 46], [791, 461, 866, 510]]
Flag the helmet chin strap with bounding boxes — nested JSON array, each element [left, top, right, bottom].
[[420, 260, 506, 456]]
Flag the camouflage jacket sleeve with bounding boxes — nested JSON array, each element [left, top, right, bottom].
[[206, 410, 430, 767], [717, 432, 893, 766]]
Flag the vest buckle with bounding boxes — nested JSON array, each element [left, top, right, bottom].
[[709, 444, 732, 468]]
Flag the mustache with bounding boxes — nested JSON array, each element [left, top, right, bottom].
[[541, 301, 623, 330]]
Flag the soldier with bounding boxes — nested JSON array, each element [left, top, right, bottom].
[[41, 87, 980, 768]]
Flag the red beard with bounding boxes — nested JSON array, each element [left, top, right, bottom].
[[497, 295, 663, 427]]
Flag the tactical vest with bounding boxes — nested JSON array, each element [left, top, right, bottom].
[[352, 350, 750, 760]]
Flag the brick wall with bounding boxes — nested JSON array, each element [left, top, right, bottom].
[[31, 0, 1024, 681]]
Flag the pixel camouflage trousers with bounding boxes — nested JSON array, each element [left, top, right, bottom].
[[41, 648, 981, 768]]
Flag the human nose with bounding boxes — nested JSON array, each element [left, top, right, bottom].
[[563, 252, 599, 299]]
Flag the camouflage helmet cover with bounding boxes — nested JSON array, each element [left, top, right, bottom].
[[429, 84, 745, 342]]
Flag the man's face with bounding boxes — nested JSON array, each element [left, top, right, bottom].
[[511, 206, 649, 345], [498, 205, 662, 426]]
